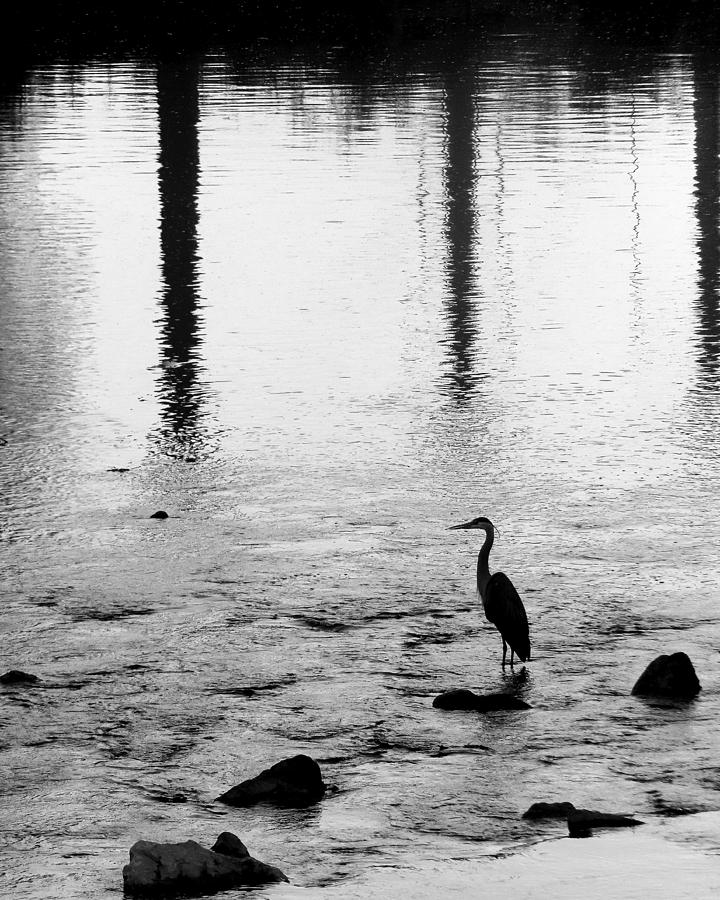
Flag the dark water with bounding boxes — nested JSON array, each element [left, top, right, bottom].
[[1, 21, 720, 899]]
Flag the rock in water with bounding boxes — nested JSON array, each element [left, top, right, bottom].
[[631, 652, 701, 698], [217, 754, 326, 807], [522, 801, 576, 819], [474, 692, 532, 711], [211, 832, 249, 858], [150, 510, 169, 519], [568, 809, 643, 837], [433, 689, 531, 711], [0, 670, 39, 684], [122, 835, 287, 896], [432, 689, 480, 710]]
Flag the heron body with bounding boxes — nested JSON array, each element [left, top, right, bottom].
[[449, 516, 530, 666]]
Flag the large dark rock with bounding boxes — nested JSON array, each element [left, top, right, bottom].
[[568, 809, 643, 838], [631, 652, 701, 698], [0, 670, 39, 685], [433, 689, 531, 712], [217, 754, 326, 808], [522, 801, 576, 819], [122, 834, 287, 896]]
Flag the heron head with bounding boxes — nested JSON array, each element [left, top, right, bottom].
[[448, 515, 495, 532]]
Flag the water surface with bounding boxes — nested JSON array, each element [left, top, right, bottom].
[[1, 24, 720, 899]]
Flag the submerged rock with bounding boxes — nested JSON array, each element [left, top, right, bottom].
[[150, 510, 169, 520], [217, 754, 326, 807], [631, 652, 701, 698], [149, 792, 188, 804], [522, 801, 576, 819], [433, 689, 531, 712], [122, 834, 287, 896], [568, 809, 643, 838], [0, 670, 39, 685], [649, 791, 701, 818]]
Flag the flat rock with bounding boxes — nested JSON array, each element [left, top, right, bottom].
[[0, 670, 40, 685], [522, 801, 576, 819], [568, 809, 643, 837], [217, 754, 326, 808], [122, 834, 287, 896], [433, 689, 531, 712], [631, 652, 701, 698]]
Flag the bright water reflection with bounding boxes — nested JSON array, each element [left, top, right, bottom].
[[1, 26, 720, 899]]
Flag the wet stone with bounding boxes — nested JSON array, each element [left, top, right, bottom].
[[122, 834, 287, 896], [211, 832, 249, 859], [217, 754, 326, 808], [0, 670, 39, 685], [433, 689, 531, 712], [522, 801, 576, 819], [631, 652, 701, 698], [568, 809, 643, 838], [149, 510, 169, 519]]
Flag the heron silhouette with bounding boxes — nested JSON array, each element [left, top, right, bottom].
[[449, 516, 531, 666]]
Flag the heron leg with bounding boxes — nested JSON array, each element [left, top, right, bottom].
[[510, 647, 515, 667], [502, 639, 507, 667]]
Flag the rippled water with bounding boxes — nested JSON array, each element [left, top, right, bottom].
[[1, 21, 720, 899]]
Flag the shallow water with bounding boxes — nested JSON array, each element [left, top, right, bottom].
[[1, 21, 720, 899]]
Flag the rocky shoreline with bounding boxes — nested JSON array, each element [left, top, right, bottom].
[[49, 651, 703, 896]]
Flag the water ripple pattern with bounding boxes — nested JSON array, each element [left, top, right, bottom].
[[1, 25, 719, 900]]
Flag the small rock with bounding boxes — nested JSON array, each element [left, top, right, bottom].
[[522, 801, 576, 819], [433, 689, 531, 711], [568, 809, 643, 837], [150, 510, 169, 519], [432, 689, 479, 710], [211, 832, 249, 859], [217, 754, 326, 808], [631, 652, 701, 698], [0, 670, 40, 685], [122, 834, 287, 896]]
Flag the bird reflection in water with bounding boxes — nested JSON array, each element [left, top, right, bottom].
[[153, 55, 211, 460]]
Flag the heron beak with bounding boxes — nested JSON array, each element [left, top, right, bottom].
[[448, 521, 475, 530]]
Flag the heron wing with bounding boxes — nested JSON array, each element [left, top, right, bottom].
[[485, 572, 531, 661]]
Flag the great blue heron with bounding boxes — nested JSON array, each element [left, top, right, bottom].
[[449, 516, 531, 666]]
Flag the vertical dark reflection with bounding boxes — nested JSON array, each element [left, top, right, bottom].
[[155, 56, 207, 457], [441, 67, 479, 399], [693, 60, 720, 384]]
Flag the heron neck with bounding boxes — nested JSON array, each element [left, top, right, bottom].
[[476, 528, 493, 599]]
